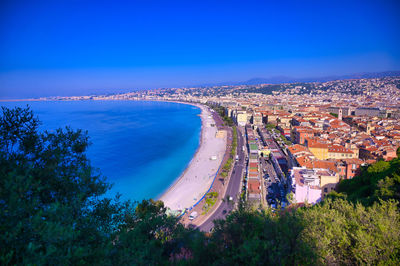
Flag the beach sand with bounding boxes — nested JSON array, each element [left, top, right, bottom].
[[159, 104, 227, 211]]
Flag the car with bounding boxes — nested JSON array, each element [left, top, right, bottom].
[[189, 211, 198, 221], [222, 209, 227, 214]]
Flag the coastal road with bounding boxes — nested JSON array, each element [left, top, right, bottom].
[[198, 126, 245, 232], [258, 130, 287, 206]]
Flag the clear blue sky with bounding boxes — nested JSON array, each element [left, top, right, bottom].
[[1, 0, 399, 98]]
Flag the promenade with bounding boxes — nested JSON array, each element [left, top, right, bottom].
[[159, 104, 227, 211]]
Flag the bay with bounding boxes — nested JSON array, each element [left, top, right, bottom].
[[1, 100, 201, 202]]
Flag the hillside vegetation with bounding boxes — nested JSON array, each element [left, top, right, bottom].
[[1, 106, 399, 265], [338, 152, 400, 206]]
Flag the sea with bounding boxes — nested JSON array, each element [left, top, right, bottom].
[[1, 100, 201, 202]]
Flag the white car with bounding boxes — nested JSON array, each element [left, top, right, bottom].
[[189, 211, 198, 220]]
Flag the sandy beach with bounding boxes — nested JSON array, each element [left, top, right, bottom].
[[159, 104, 227, 211]]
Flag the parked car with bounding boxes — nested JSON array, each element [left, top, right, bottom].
[[189, 211, 198, 221]]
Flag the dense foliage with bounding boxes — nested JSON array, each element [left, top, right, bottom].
[[208, 104, 234, 127], [0, 107, 183, 265], [1, 106, 400, 265], [338, 153, 400, 206]]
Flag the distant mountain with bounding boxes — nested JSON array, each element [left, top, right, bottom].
[[238, 71, 400, 85], [197, 71, 400, 87]]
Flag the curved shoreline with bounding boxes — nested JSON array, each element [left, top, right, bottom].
[[2, 98, 224, 210], [155, 102, 204, 200], [158, 101, 227, 211]]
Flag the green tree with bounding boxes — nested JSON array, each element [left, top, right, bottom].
[[3, 106, 400, 265], [301, 199, 400, 265], [286, 191, 295, 204], [338, 156, 400, 205], [109, 199, 188, 265], [330, 112, 338, 118], [197, 203, 316, 265], [0, 106, 129, 265]]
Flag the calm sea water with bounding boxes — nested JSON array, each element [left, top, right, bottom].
[[1, 100, 201, 202]]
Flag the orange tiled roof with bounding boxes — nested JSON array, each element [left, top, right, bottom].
[[248, 180, 261, 194]]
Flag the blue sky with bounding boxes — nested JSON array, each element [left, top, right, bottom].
[[0, 0, 399, 98]]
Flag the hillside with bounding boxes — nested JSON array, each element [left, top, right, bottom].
[[1, 106, 399, 265]]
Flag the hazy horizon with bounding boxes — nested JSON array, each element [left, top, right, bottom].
[[1, 0, 399, 99]]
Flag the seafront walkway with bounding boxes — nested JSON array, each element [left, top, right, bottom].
[[160, 104, 226, 211], [197, 126, 245, 232], [180, 110, 238, 229]]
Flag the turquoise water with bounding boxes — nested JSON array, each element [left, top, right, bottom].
[[1, 100, 201, 202]]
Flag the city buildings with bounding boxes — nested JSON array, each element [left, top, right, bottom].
[[50, 75, 400, 207]]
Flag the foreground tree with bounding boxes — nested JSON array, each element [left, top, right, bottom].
[[196, 199, 400, 265], [301, 198, 400, 265], [2, 106, 399, 265], [338, 155, 400, 205], [193, 203, 317, 265], [0, 106, 202, 265], [0, 106, 127, 264]]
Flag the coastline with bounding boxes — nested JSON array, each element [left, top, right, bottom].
[[1, 98, 225, 211], [155, 102, 205, 198], [158, 101, 227, 211]]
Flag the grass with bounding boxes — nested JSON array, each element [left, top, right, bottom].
[[220, 127, 237, 178], [202, 192, 219, 214]]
